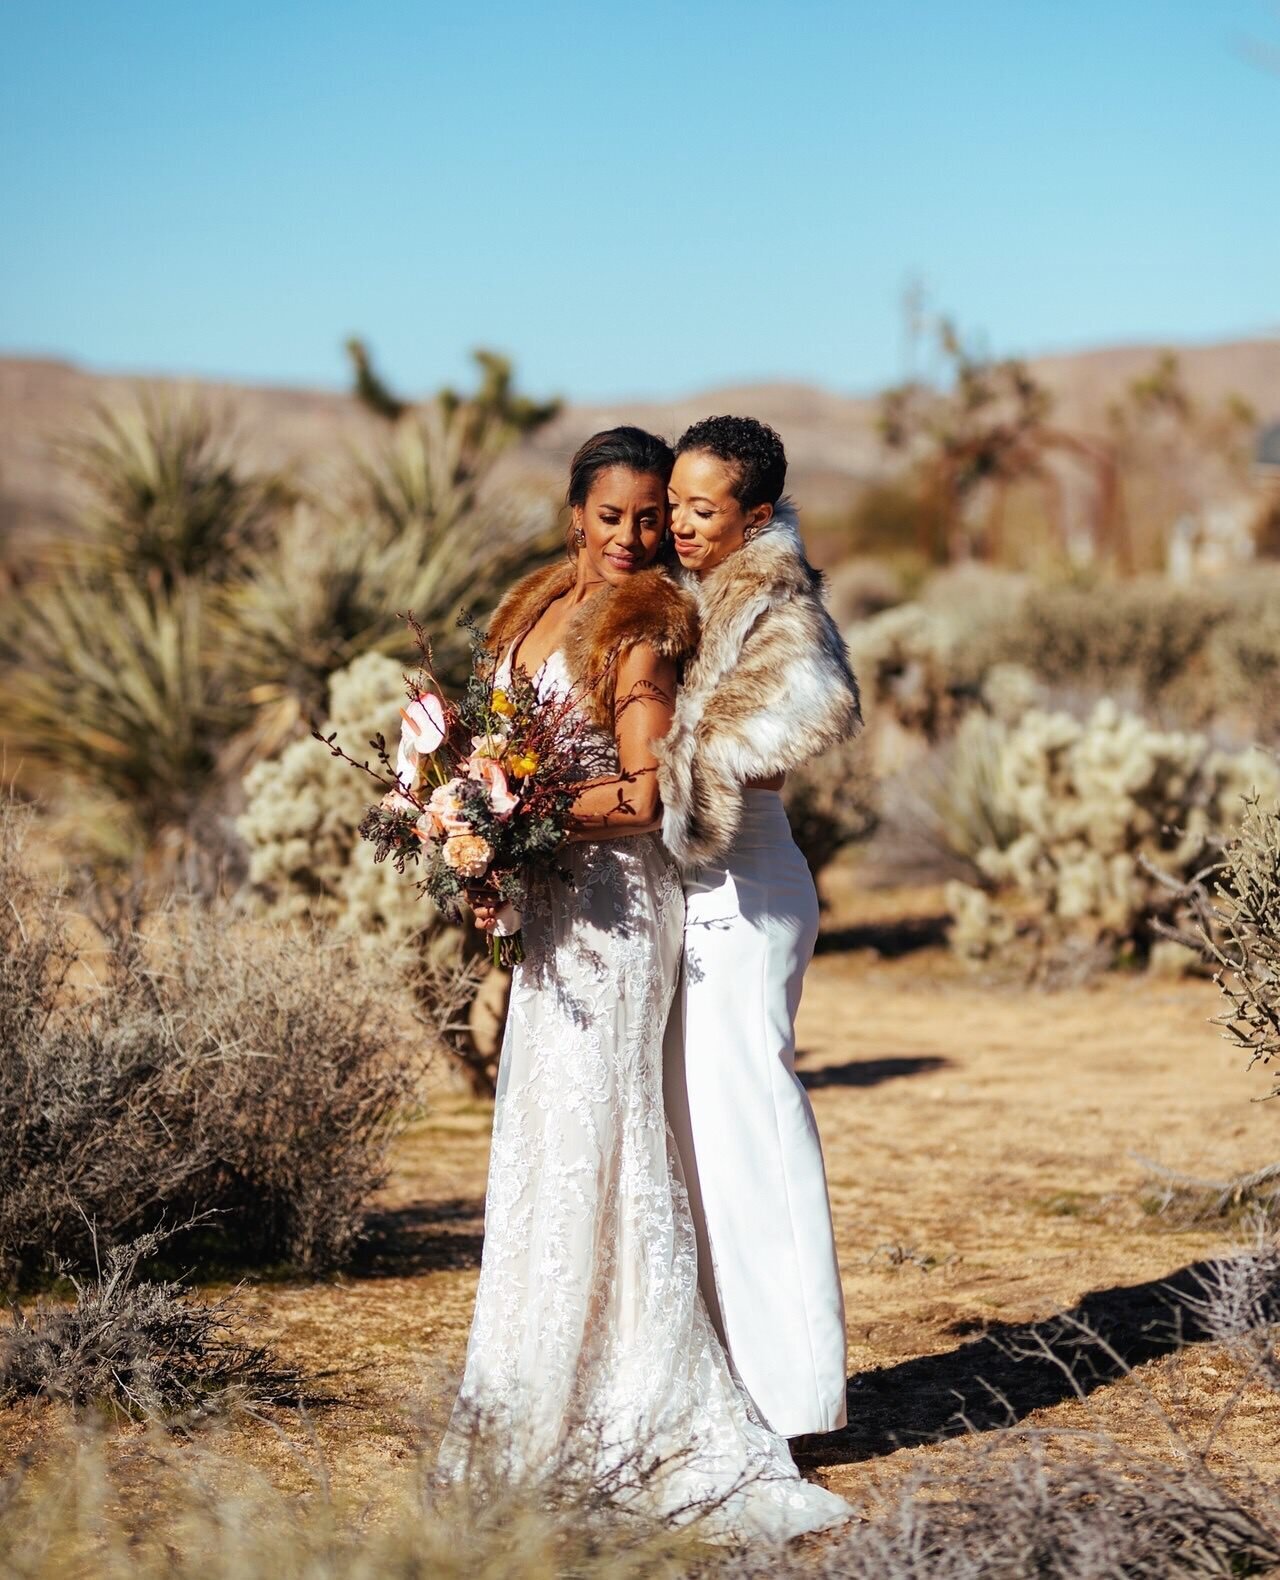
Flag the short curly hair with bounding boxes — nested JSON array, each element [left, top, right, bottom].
[[675, 415, 787, 510]]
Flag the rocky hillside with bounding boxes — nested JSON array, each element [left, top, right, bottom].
[[3, 337, 1278, 544]]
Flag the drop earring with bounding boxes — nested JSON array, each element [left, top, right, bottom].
[[573, 525, 586, 548]]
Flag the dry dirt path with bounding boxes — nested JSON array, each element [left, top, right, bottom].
[[205, 923, 1280, 1508], [6, 888, 1276, 1515]]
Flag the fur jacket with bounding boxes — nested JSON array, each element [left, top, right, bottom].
[[654, 499, 862, 869], [485, 560, 699, 731]]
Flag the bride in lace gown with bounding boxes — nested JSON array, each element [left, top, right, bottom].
[[439, 428, 850, 1541]]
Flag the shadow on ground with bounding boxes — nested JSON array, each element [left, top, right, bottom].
[[795, 1257, 1224, 1468], [799, 1055, 952, 1090], [816, 914, 950, 958], [352, 1196, 486, 1277]]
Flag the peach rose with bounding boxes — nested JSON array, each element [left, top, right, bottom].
[[469, 731, 510, 762], [442, 833, 493, 879]]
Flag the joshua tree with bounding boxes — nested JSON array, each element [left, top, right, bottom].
[[345, 337, 409, 422], [879, 315, 1120, 568], [1106, 351, 1256, 571], [346, 340, 561, 438]]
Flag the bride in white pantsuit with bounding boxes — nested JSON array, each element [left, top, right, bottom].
[[658, 416, 862, 1439]]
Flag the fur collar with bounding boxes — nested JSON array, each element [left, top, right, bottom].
[[655, 498, 861, 869], [486, 559, 698, 729], [688, 497, 818, 610]]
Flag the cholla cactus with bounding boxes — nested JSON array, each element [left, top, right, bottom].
[[846, 603, 960, 739], [947, 699, 1280, 961], [237, 651, 429, 940]]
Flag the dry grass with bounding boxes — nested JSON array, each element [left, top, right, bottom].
[[1, 802, 420, 1286], [1, 1228, 303, 1420], [7, 848, 1280, 1571]]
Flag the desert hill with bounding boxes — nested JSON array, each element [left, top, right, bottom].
[[2, 336, 1278, 543]]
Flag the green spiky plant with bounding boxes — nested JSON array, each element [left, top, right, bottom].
[[0, 574, 238, 866], [55, 392, 283, 586], [224, 399, 560, 746]]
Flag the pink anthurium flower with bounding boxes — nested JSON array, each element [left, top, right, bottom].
[[395, 691, 447, 792], [467, 755, 520, 820]]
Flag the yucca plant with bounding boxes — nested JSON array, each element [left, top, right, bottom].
[[55, 392, 282, 585], [349, 398, 512, 533], [224, 405, 559, 745], [0, 572, 238, 861], [218, 504, 394, 747]]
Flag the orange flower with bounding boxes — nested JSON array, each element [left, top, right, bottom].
[[442, 833, 493, 879]]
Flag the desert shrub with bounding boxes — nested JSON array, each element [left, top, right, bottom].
[[783, 734, 878, 883], [876, 709, 1021, 886], [1204, 595, 1280, 745], [1204, 795, 1280, 1083], [1, 1228, 300, 1419], [0, 802, 415, 1286], [857, 571, 1280, 745], [758, 1438, 1279, 1578], [846, 602, 966, 744], [972, 579, 1229, 712], [823, 556, 908, 628], [0, 1418, 718, 1580], [843, 478, 948, 564], [3, 1415, 1277, 1580], [54, 392, 281, 586], [944, 700, 1280, 963], [966, 574, 1280, 736], [0, 574, 238, 864]]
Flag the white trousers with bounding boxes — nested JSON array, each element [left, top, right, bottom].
[[663, 790, 848, 1437]]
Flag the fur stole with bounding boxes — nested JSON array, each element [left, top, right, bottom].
[[654, 499, 862, 869], [485, 559, 699, 730]]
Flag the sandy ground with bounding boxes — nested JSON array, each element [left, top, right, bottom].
[[6, 875, 1280, 1525]]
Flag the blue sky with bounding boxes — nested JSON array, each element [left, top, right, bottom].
[[1, 1, 1276, 402]]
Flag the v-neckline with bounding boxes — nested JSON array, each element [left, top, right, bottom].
[[507, 583, 602, 680]]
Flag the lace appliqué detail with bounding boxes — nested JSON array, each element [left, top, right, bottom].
[[438, 651, 851, 1541]]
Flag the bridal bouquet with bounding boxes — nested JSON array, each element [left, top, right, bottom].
[[315, 616, 609, 964]]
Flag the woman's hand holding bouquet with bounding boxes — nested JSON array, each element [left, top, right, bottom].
[[316, 616, 610, 964]]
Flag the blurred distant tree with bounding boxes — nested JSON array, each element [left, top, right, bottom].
[[346, 340, 561, 438], [1106, 351, 1256, 569], [440, 349, 561, 436], [345, 337, 408, 422], [880, 315, 1120, 568]]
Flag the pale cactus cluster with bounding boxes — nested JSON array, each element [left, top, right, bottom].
[[945, 699, 1280, 959], [237, 651, 434, 941], [846, 603, 960, 739]]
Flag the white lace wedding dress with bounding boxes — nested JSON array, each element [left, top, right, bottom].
[[438, 651, 851, 1541]]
